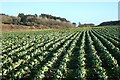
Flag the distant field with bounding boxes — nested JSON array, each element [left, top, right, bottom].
[[0, 24, 69, 32], [1, 26, 120, 79]]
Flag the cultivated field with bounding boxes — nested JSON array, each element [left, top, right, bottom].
[[1, 26, 120, 80]]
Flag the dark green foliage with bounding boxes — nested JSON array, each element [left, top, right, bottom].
[[98, 20, 120, 26], [40, 14, 69, 22]]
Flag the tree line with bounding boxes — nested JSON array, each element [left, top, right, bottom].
[[98, 20, 120, 26], [0, 13, 76, 28]]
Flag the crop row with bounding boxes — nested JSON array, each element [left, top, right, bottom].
[[1, 27, 120, 79]]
